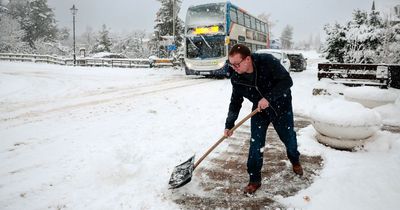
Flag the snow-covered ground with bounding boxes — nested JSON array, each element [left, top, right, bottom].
[[1, 51, 399, 210]]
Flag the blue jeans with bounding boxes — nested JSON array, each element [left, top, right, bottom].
[[247, 106, 300, 183]]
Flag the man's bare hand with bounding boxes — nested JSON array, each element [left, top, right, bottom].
[[258, 98, 270, 110], [224, 129, 233, 137]]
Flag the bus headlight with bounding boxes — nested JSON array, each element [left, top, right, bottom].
[[217, 61, 226, 69], [185, 62, 193, 69]]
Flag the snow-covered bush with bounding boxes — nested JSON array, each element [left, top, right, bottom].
[[111, 31, 151, 58], [0, 14, 31, 53], [33, 38, 70, 56], [323, 9, 400, 64]]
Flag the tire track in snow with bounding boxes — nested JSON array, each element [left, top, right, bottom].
[[0, 78, 214, 126]]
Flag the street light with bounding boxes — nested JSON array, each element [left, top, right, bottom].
[[172, 0, 175, 45], [70, 4, 78, 66]]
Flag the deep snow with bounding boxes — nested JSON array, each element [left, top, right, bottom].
[[1, 51, 399, 209]]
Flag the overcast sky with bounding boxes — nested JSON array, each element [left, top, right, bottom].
[[47, 0, 398, 42]]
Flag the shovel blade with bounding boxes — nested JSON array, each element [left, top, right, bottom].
[[168, 155, 195, 189]]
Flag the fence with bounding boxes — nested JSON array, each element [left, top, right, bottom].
[[0, 53, 178, 68], [317, 63, 400, 89]]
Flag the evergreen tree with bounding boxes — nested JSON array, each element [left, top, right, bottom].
[[369, 10, 383, 27], [352, 10, 368, 25], [92, 24, 113, 53], [344, 9, 384, 63], [280, 25, 293, 49], [152, 0, 184, 57], [8, 0, 58, 48], [323, 23, 348, 63]]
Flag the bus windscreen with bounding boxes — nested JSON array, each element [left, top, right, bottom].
[[186, 35, 226, 59]]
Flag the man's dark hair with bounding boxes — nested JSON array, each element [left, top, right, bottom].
[[229, 44, 251, 58]]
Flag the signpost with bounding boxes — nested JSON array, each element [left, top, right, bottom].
[[167, 44, 177, 51]]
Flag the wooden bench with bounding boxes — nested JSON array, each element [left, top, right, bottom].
[[318, 63, 390, 88]]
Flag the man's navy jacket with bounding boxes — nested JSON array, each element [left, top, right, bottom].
[[225, 53, 294, 129]]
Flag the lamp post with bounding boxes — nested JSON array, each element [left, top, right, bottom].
[[70, 4, 78, 66], [172, 0, 175, 45]]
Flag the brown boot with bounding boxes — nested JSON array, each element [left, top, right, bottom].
[[292, 163, 303, 176], [243, 182, 261, 194]]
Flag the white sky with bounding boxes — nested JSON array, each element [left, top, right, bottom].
[[47, 0, 399, 42]]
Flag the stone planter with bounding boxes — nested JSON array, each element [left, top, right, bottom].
[[310, 99, 382, 150], [315, 134, 375, 150], [344, 86, 398, 108]]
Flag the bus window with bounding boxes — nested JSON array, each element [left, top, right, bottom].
[[256, 19, 261, 32], [254, 33, 259, 42], [246, 29, 253, 40], [237, 10, 244, 25], [251, 16, 256, 30], [244, 14, 251, 27], [261, 34, 267, 42], [230, 7, 237, 23], [186, 3, 225, 27]]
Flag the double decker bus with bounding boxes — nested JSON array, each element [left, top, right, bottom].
[[184, 2, 270, 77]]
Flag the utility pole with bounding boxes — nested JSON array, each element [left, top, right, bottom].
[[70, 5, 78, 66]]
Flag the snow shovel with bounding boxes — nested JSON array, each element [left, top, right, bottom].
[[168, 108, 260, 189]]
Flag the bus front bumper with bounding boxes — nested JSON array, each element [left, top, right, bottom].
[[184, 65, 230, 77]]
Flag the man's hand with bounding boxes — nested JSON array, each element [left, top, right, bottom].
[[224, 129, 233, 137], [258, 98, 270, 110]]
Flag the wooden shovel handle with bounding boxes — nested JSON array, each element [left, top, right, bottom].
[[193, 108, 260, 169]]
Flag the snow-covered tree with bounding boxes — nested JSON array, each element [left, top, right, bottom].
[[258, 12, 274, 38], [0, 0, 7, 13], [344, 9, 387, 63], [376, 22, 400, 64], [57, 27, 70, 41], [8, 0, 58, 48], [323, 23, 348, 63], [78, 26, 95, 53], [0, 14, 30, 53], [92, 24, 113, 53], [280, 25, 293, 49], [314, 34, 321, 52], [112, 31, 150, 58], [151, 0, 184, 56], [323, 8, 399, 64]]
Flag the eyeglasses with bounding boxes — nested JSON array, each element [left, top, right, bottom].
[[228, 57, 246, 68]]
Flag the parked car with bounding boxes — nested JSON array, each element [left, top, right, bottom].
[[255, 49, 291, 72], [287, 52, 307, 71]]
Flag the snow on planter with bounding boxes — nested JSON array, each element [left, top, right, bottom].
[[344, 86, 398, 108], [373, 96, 400, 126], [310, 99, 382, 150]]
